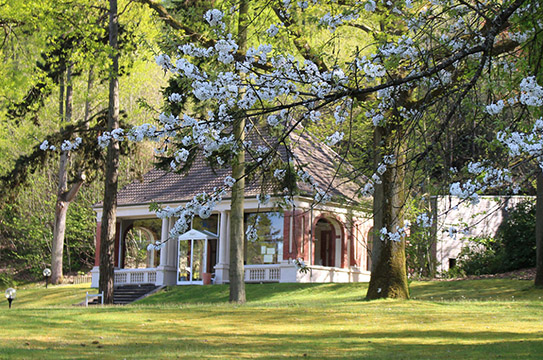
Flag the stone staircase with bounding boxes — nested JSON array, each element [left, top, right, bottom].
[[87, 284, 158, 305]]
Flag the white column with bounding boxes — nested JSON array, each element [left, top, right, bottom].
[[157, 217, 178, 286], [167, 217, 177, 267], [159, 217, 169, 267], [214, 211, 230, 284], [218, 211, 228, 264], [289, 213, 294, 255], [225, 211, 231, 264]]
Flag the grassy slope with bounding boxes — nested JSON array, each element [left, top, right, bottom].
[[0, 280, 542, 359]]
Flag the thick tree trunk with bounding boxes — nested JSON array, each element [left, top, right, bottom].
[[371, 126, 383, 273], [228, 0, 249, 304], [366, 125, 409, 300], [535, 170, 543, 286], [99, 0, 120, 305], [229, 139, 245, 303]]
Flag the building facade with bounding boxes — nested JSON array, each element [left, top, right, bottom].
[[91, 130, 373, 287]]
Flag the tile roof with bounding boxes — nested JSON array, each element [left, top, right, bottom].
[[114, 129, 361, 207]]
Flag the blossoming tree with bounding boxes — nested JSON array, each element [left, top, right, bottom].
[[126, 0, 542, 299]]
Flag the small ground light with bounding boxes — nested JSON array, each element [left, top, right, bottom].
[[5, 288, 16, 309], [43, 268, 51, 288]]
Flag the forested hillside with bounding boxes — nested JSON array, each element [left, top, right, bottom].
[[0, 0, 164, 283]]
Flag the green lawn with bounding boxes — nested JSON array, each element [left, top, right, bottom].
[[1, 280, 543, 359]]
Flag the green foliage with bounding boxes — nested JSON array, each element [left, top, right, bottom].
[[497, 201, 536, 271], [440, 265, 466, 279], [405, 199, 436, 278], [458, 201, 536, 275], [0, 271, 17, 288], [457, 237, 503, 276], [0, 162, 98, 279]]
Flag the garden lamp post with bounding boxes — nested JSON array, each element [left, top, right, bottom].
[[5, 288, 16, 309], [43, 268, 51, 288]]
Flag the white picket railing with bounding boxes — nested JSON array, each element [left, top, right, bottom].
[[244, 265, 281, 282], [114, 269, 157, 285]]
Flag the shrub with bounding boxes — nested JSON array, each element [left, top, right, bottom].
[[457, 200, 535, 275], [496, 201, 536, 271], [457, 237, 504, 275]]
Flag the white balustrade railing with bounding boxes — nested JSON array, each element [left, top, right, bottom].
[[114, 269, 158, 285], [244, 265, 281, 282]]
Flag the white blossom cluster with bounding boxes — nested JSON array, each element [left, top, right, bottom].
[[97, 129, 124, 148], [40, 138, 82, 152], [314, 187, 332, 204], [377, 36, 419, 61], [245, 215, 260, 242], [61, 138, 82, 151], [325, 131, 344, 146], [509, 30, 533, 44], [498, 118, 543, 169], [360, 154, 397, 197], [294, 257, 309, 273], [416, 213, 433, 228], [204, 9, 224, 27], [319, 11, 360, 33], [485, 100, 505, 115], [428, 70, 452, 89], [266, 23, 281, 37], [449, 180, 480, 204], [449, 160, 513, 205], [156, 188, 226, 238], [360, 182, 375, 197], [444, 225, 469, 239], [379, 225, 408, 242], [519, 76, 543, 107], [482, 77, 543, 116], [147, 240, 166, 251]]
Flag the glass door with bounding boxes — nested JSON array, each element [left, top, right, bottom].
[[191, 239, 204, 282], [178, 240, 190, 283], [177, 239, 207, 284]]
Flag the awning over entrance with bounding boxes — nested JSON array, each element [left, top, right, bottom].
[[178, 229, 218, 241]]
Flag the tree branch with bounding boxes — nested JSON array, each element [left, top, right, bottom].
[[135, 0, 271, 71], [272, 7, 329, 73]]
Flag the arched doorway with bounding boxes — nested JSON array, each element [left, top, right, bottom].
[[314, 218, 336, 267], [122, 219, 161, 269]]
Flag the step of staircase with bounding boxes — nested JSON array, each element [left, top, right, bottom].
[[87, 284, 158, 305]]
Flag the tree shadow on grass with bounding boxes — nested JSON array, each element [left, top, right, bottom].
[[3, 328, 543, 360], [137, 282, 369, 306], [409, 279, 543, 301]]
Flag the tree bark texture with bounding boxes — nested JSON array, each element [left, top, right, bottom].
[[99, 0, 120, 304], [366, 123, 409, 300], [371, 126, 383, 273], [229, 139, 246, 303], [51, 66, 74, 284], [228, 0, 249, 304]]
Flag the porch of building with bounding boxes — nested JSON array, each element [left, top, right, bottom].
[[91, 201, 372, 288]]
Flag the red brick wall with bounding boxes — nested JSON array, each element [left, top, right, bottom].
[[283, 210, 310, 261], [94, 221, 121, 267], [284, 209, 372, 270]]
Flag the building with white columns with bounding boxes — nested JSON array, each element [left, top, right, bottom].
[[91, 131, 373, 287]]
